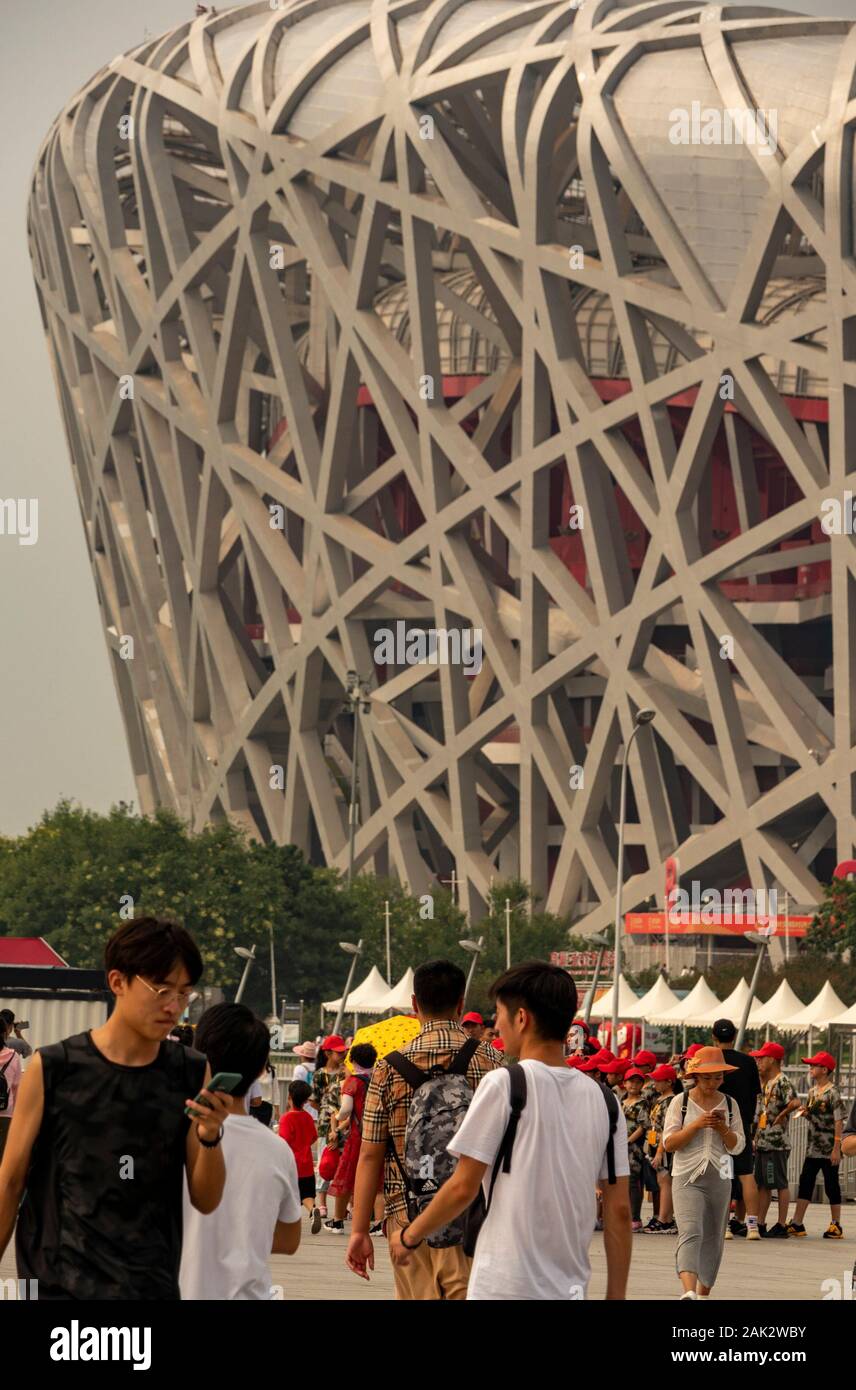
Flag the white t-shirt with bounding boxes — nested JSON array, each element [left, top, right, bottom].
[[447, 1061, 629, 1301], [245, 1080, 264, 1113], [180, 1114, 301, 1300]]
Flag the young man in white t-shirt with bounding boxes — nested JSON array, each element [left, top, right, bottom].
[[388, 960, 632, 1300], [180, 1004, 302, 1299]]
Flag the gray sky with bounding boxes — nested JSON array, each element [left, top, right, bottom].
[[0, 0, 852, 837]]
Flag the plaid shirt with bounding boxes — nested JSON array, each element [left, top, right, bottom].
[[361, 1020, 502, 1222]]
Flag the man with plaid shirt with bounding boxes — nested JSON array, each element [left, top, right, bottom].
[[346, 959, 501, 1299]]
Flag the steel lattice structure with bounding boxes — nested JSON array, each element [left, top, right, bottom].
[[28, 0, 856, 943]]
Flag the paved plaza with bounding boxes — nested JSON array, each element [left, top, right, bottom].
[[4, 1207, 853, 1301]]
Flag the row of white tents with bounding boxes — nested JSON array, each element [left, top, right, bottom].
[[586, 974, 856, 1030], [322, 965, 856, 1031], [322, 966, 416, 1016]]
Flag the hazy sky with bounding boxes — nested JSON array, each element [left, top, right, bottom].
[[0, 0, 852, 837]]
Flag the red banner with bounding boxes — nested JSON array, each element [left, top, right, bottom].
[[624, 911, 811, 938]]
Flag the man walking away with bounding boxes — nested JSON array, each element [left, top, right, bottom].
[[787, 1051, 844, 1239], [711, 1019, 762, 1240], [346, 959, 501, 1298], [0, 917, 228, 1299], [388, 961, 631, 1301], [181, 1004, 302, 1297], [749, 1041, 800, 1237]]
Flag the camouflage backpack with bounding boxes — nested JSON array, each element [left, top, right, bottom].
[[385, 1038, 480, 1248]]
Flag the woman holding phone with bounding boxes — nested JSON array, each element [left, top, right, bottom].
[[663, 1046, 745, 1301]]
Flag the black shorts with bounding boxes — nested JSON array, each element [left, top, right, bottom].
[[797, 1156, 842, 1205], [298, 1175, 317, 1202], [732, 1144, 754, 1178], [754, 1149, 790, 1191]]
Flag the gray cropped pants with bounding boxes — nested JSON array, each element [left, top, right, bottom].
[[672, 1164, 731, 1288]]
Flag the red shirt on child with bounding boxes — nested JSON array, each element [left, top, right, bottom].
[[278, 1107, 318, 1178]]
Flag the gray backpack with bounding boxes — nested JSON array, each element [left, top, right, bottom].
[[385, 1038, 480, 1248]]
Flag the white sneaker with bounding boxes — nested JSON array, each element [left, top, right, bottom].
[[679, 1291, 698, 1300], [724, 1228, 733, 1239], [747, 1226, 761, 1240]]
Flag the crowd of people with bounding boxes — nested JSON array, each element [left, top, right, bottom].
[[0, 914, 854, 1301]]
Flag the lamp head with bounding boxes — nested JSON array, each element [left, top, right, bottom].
[[635, 708, 656, 726]]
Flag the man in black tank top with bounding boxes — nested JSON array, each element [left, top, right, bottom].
[[0, 917, 229, 1299]]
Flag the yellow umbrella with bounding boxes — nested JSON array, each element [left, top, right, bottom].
[[346, 1014, 420, 1070]]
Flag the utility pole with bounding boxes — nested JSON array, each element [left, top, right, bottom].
[[384, 899, 392, 984], [344, 671, 372, 887]]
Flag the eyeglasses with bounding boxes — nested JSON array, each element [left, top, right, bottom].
[[137, 976, 193, 1007]]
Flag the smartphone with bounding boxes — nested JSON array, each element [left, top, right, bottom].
[[185, 1071, 243, 1118]]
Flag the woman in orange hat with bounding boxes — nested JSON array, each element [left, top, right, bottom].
[[662, 1046, 745, 1300]]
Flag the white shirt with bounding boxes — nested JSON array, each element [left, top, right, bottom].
[[663, 1090, 746, 1183], [245, 1080, 264, 1113], [447, 1061, 630, 1301], [180, 1114, 301, 1299]]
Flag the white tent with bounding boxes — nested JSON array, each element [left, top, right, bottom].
[[587, 975, 640, 1020], [777, 981, 848, 1032], [322, 965, 390, 1014], [647, 975, 721, 1026], [692, 977, 753, 1028], [370, 967, 416, 1014], [623, 975, 681, 1021], [745, 979, 805, 1029], [829, 999, 856, 1026]]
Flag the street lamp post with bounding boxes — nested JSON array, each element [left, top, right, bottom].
[[459, 937, 485, 1007], [269, 922, 277, 1020], [345, 671, 372, 888], [333, 939, 363, 1036], [611, 709, 656, 1053], [234, 944, 257, 1004], [735, 929, 773, 1050]]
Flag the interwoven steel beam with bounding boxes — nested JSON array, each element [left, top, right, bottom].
[[28, 1, 856, 936]]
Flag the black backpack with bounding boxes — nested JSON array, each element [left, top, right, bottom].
[[0, 1052, 14, 1113], [462, 1064, 620, 1257]]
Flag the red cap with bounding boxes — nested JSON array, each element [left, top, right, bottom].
[[624, 1067, 647, 1081], [682, 1043, 704, 1060], [802, 1051, 835, 1071], [566, 1055, 585, 1068], [490, 1037, 506, 1052], [749, 1041, 785, 1061], [462, 1012, 483, 1025], [649, 1064, 677, 1083], [320, 1034, 348, 1053], [578, 1049, 614, 1073], [632, 1050, 657, 1067]]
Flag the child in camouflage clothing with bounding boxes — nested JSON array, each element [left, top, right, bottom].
[[622, 1067, 651, 1231], [787, 1051, 844, 1239], [749, 1041, 801, 1237], [641, 1064, 681, 1234]]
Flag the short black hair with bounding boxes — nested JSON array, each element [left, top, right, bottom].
[[712, 1018, 736, 1043], [349, 1042, 377, 1068], [490, 961, 578, 1042], [171, 1024, 195, 1047], [194, 1003, 270, 1097], [289, 1080, 312, 1108], [0, 1009, 14, 1026], [413, 959, 466, 1016], [104, 916, 203, 986]]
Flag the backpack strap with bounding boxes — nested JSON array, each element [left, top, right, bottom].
[[384, 1050, 428, 1091], [602, 1085, 619, 1185], [0, 1054, 13, 1078], [482, 1063, 528, 1218], [446, 1037, 480, 1077], [681, 1089, 688, 1126]]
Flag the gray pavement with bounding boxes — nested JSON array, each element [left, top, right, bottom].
[[3, 1204, 854, 1300]]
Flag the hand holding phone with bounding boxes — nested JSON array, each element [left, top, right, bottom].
[[185, 1071, 243, 1121]]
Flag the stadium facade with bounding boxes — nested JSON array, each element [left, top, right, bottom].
[[27, 0, 856, 946]]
